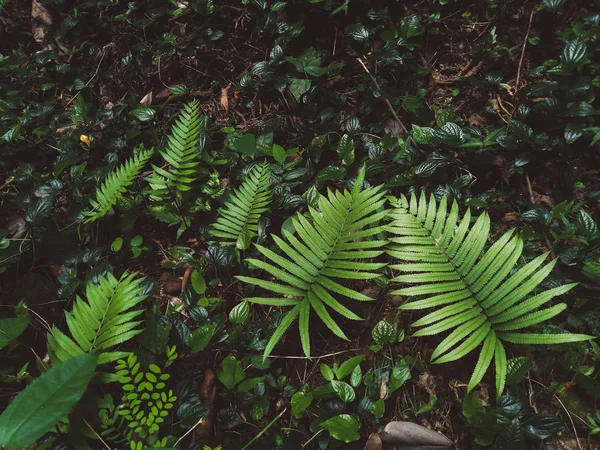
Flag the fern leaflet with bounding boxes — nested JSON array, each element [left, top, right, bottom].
[[387, 192, 592, 397], [210, 162, 272, 250], [84, 147, 152, 223], [145, 100, 207, 198], [47, 273, 148, 365], [238, 167, 387, 358]]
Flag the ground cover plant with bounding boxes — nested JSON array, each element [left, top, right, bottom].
[[1, 0, 600, 449]]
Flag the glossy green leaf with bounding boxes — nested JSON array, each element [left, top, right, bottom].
[[337, 134, 355, 165], [131, 107, 156, 122], [229, 301, 250, 324], [320, 414, 360, 442], [561, 38, 586, 66]]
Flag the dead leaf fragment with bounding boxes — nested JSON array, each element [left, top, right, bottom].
[[32, 0, 52, 24], [364, 433, 383, 450], [139, 91, 153, 106], [220, 87, 229, 111], [32, 0, 53, 42]]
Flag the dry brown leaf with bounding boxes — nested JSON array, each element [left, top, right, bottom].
[[32, 0, 52, 24], [139, 91, 153, 106], [364, 433, 383, 450], [220, 87, 229, 111], [156, 87, 171, 99]]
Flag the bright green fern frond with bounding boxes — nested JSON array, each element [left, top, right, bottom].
[[237, 166, 387, 359], [47, 273, 148, 365], [388, 192, 592, 398], [145, 100, 207, 197], [210, 162, 272, 250], [84, 147, 153, 223]]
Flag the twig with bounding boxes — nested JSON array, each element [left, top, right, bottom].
[[555, 396, 584, 450], [83, 417, 112, 450], [525, 173, 535, 204], [241, 408, 287, 450], [63, 43, 113, 109], [357, 58, 423, 152], [515, 8, 535, 91], [174, 415, 205, 447], [266, 348, 361, 359]]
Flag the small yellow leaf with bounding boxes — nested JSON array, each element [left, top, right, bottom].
[[80, 135, 91, 148]]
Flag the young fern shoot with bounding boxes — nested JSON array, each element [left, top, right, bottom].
[[145, 99, 207, 199], [47, 273, 149, 365], [210, 162, 272, 250], [387, 192, 592, 398], [237, 167, 388, 359], [84, 147, 153, 223]]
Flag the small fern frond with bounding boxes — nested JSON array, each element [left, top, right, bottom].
[[238, 166, 387, 359], [145, 100, 206, 197], [47, 273, 148, 365], [210, 162, 272, 250], [388, 192, 592, 398], [84, 147, 153, 223]]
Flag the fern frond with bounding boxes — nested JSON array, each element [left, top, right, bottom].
[[238, 167, 387, 358], [210, 162, 272, 250], [47, 273, 148, 365], [388, 192, 592, 398], [84, 147, 153, 223], [145, 100, 207, 197]]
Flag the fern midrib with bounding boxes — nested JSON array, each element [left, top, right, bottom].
[[235, 167, 267, 235], [294, 191, 363, 302], [402, 208, 494, 320], [89, 286, 119, 351]]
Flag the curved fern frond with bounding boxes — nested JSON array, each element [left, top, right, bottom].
[[145, 100, 207, 198], [84, 147, 153, 223], [210, 162, 272, 250], [388, 192, 592, 398], [47, 273, 148, 365], [238, 167, 387, 359]]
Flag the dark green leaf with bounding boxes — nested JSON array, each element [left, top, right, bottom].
[[131, 107, 156, 122], [525, 414, 562, 440], [217, 355, 246, 389], [0, 353, 98, 450], [288, 79, 311, 102], [372, 320, 396, 345], [186, 324, 216, 352], [233, 134, 256, 157], [0, 317, 29, 350], [506, 357, 531, 384], [561, 38, 586, 66], [337, 134, 355, 165]]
